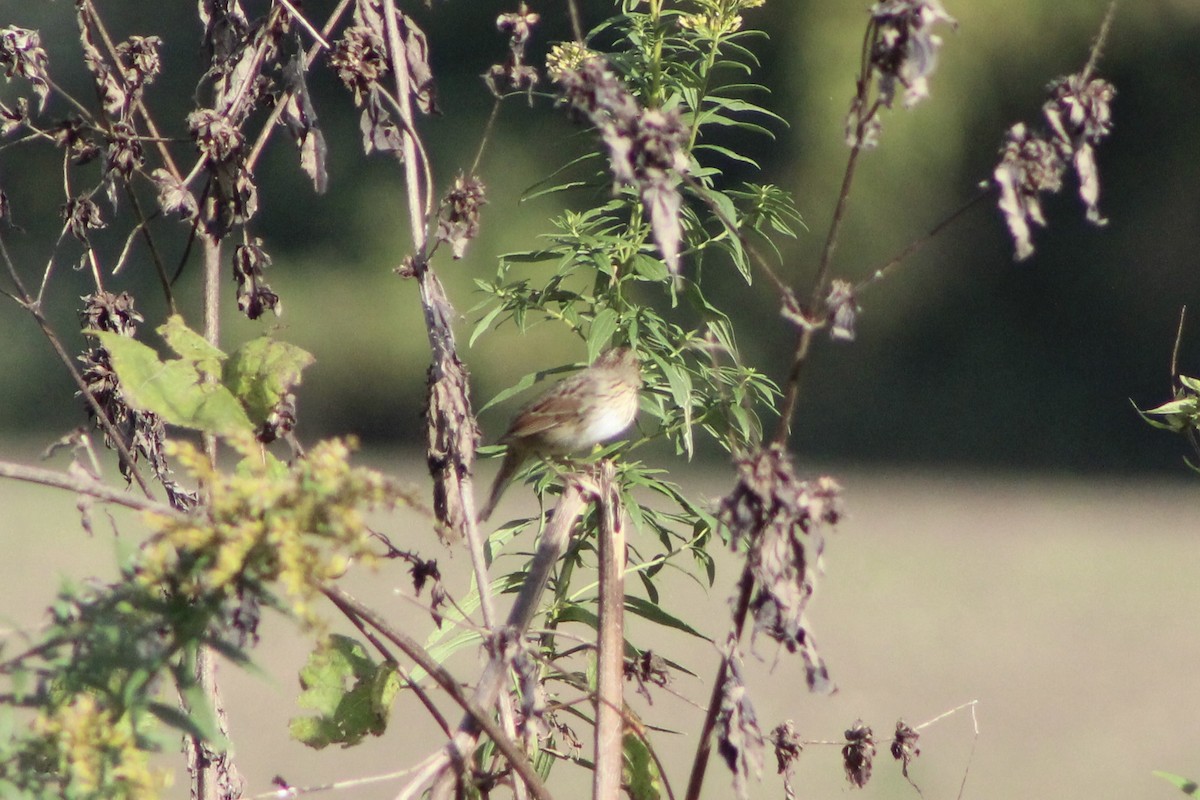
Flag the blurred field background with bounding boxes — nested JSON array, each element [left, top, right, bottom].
[[2, 0, 1199, 798]]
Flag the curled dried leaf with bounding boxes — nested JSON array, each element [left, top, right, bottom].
[[0, 26, 50, 111], [62, 196, 105, 242], [770, 721, 803, 800], [150, 168, 199, 220], [718, 446, 841, 690], [994, 122, 1064, 261], [869, 0, 957, 109], [1043, 73, 1115, 226], [716, 650, 764, 800], [825, 279, 860, 342], [280, 45, 328, 194]]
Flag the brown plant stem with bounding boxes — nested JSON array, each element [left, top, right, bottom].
[[772, 138, 866, 447], [682, 562, 755, 800], [593, 462, 624, 800]]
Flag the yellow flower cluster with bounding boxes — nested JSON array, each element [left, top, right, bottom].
[[546, 41, 597, 82], [33, 694, 171, 799], [678, 0, 765, 37], [139, 436, 404, 625]]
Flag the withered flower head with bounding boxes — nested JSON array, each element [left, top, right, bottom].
[[80, 291, 143, 336], [842, 720, 876, 788], [232, 239, 280, 320], [188, 108, 244, 164], [115, 35, 162, 94], [869, 0, 957, 109], [496, 5, 540, 49], [890, 719, 921, 777], [329, 26, 389, 107], [436, 174, 487, 259], [105, 121, 144, 188]]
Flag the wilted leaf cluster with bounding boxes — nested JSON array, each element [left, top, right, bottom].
[[994, 71, 1115, 260], [556, 58, 690, 274], [718, 446, 842, 689], [846, 0, 957, 148]]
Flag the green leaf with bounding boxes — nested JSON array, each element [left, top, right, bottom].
[[159, 315, 224, 379], [146, 701, 212, 740], [588, 308, 620, 362], [1154, 772, 1200, 795], [624, 596, 709, 640], [470, 304, 506, 347], [93, 331, 253, 436], [479, 371, 540, 414], [289, 635, 400, 749], [623, 732, 663, 800], [223, 336, 315, 426]]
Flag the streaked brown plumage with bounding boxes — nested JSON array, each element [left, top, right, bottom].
[[478, 347, 642, 521]]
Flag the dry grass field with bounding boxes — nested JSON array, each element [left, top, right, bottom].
[[1, 448, 1196, 799]]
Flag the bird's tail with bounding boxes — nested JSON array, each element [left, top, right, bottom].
[[478, 448, 523, 522]]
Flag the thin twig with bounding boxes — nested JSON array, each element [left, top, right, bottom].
[[275, 0, 332, 50], [0, 460, 179, 516], [243, 760, 434, 799], [855, 184, 992, 295], [1082, 0, 1119, 83], [469, 99, 503, 176], [121, 186, 176, 313], [0, 232, 155, 497], [913, 699, 979, 732]]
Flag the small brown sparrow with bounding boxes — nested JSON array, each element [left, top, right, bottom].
[[478, 347, 642, 521]]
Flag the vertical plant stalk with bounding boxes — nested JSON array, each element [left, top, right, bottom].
[[682, 566, 755, 800], [772, 140, 866, 446], [378, 1, 528, 784], [187, 235, 242, 800], [593, 462, 625, 800]]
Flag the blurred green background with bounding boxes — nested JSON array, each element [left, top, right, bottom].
[[1, 0, 1199, 470]]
